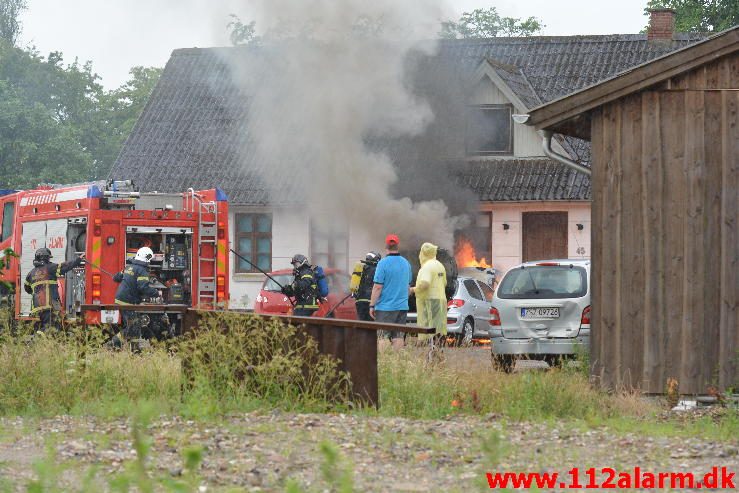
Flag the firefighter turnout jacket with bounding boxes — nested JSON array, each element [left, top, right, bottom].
[[113, 260, 159, 305], [355, 262, 377, 303], [283, 264, 319, 309], [24, 257, 83, 314]]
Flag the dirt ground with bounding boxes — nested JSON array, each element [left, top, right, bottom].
[[0, 346, 736, 492]]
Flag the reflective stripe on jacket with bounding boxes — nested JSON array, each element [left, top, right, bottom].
[[24, 258, 82, 313], [292, 265, 318, 309], [113, 260, 159, 305]]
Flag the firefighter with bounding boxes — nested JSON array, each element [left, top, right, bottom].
[[281, 254, 319, 316], [23, 248, 85, 332], [353, 252, 381, 321], [112, 246, 160, 340], [411, 242, 447, 347]]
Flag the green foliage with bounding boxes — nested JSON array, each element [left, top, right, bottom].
[[440, 7, 543, 39], [644, 0, 739, 32], [0, 0, 26, 46], [176, 312, 352, 413], [0, 41, 160, 188]]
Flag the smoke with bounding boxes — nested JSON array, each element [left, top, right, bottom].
[[225, 0, 469, 250]]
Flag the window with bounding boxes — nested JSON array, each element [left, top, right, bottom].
[[464, 279, 484, 301], [1, 202, 14, 242], [466, 104, 513, 155], [498, 265, 588, 300], [310, 221, 348, 270], [478, 281, 494, 302], [235, 213, 272, 273]]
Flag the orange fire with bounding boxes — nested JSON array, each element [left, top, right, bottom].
[[455, 238, 491, 269]]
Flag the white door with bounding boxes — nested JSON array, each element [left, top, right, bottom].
[[19, 219, 69, 316]]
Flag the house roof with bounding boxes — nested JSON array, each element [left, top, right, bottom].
[[526, 27, 738, 135], [110, 33, 705, 205], [454, 159, 591, 201]]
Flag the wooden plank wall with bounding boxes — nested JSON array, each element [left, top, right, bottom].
[[590, 53, 738, 394]]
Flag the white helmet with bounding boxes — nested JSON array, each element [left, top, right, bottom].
[[135, 247, 154, 263]]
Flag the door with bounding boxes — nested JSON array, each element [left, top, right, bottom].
[[463, 279, 487, 335], [522, 212, 568, 262]]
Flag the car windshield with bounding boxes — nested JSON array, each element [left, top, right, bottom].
[[263, 274, 294, 292], [497, 265, 587, 299]]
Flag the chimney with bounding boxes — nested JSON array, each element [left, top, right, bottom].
[[648, 8, 676, 40]]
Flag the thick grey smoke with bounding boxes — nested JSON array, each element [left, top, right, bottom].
[[227, 0, 467, 249]]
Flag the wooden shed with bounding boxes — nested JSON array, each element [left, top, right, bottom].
[[528, 27, 738, 394]]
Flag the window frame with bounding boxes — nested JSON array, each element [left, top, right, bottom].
[[465, 103, 514, 156], [234, 213, 272, 274], [310, 220, 349, 271], [464, 279, 484, 301]]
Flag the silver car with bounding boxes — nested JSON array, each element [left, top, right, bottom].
[[407, 276, 496, 345], [490, 260, 591, 370]]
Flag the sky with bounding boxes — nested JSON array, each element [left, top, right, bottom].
[[20, 0, 651, 88]]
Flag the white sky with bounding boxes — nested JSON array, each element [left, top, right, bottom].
[[20, 0, 650, 88]]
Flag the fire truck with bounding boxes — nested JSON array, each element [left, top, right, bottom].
[[0, 180, 229, 332]]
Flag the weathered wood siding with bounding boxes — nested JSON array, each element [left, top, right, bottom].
[[590, 53, 738, 394]]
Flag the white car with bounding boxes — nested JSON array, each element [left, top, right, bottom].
[[490, 259, 591, 371], [407, 276, 496, 345]]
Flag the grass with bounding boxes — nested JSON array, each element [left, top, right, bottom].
[[0, 312, 735, 441]]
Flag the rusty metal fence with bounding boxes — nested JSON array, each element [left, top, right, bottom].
[[82, 304, 433, 407]]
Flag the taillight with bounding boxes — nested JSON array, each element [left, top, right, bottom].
[[489, 307, 501, 326], [92, 273, 101, 303], [448, 298, 465, 308], [216, 274, 226, 302], [93, 218, 101, 236], [581, 305, 591, 326]]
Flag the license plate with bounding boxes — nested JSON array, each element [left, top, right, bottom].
[[101, 309, 120, 324], [520, 307, 559, 319]]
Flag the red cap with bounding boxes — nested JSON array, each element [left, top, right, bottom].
[[385, 234, 399, 246]]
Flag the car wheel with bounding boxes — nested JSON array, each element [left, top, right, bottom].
[[462, 318, 474, 345]]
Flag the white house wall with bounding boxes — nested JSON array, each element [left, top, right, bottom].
[[468, 76, 545, 158], [486, 202, 591, 275], [228, 206, 310, 309]]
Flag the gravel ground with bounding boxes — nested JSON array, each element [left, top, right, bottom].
[[0, 410, 736, 492]]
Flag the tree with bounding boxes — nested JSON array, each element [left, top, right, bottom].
[[0, 0, 26, 46], [440, 7, 543, 39], [644, 0, 739, 32], [0, 41, 162, 188]]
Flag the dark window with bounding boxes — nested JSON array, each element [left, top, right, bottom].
[[1, 202, 14, 242], [498, 265, 588, 299], [466, 104, 513, 155], [478, 281, 494, 302], [464, 279, 484, 301], [235, 213, 272, 273]]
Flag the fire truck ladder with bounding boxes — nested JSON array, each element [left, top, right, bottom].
[[189, 189, 219, 307]]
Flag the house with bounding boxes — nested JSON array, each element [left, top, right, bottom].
[[110, 10, 704, 308], [527, 26, 738, 394]]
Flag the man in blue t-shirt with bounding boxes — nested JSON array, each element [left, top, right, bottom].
[[370, 234, 412, 348]]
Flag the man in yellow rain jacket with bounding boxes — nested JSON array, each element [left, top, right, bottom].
[[411, 242, 447, 344]]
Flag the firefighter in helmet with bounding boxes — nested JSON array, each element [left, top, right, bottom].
[[352, 252, 381, 321], [23, 247, 85, 332], [112, 247, 161, 340], [281, 254, 319, 317]]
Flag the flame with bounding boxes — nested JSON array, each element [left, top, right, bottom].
[[455, 237, 491, 269]]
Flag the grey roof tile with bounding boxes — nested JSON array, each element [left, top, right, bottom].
[[111, 34, 704, 204]]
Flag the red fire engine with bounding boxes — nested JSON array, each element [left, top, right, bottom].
[[0, 180, 229, 330]]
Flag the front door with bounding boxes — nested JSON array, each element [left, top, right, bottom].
[[522, 212, 568, 262]]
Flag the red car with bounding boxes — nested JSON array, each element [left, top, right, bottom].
[[253, 268, 357, 319]]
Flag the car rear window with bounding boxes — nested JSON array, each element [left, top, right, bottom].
[[263, 274, 294, 292], [497, 265, 587, 299]]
